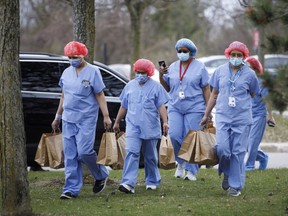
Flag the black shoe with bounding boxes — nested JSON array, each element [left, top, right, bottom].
[[60, 192, 76, 199], [93, 177, 108, 194], [118, 184, 135, 194], [221, 174, 229, 191]]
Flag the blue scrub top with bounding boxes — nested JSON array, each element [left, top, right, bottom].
[[120, 78, 170, 139], [209, 63, 259, 125], [59, 63, 105, 123], [252, 78, 268, 117], [163, 59, 209, 113]]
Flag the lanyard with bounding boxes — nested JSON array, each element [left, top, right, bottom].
[[179, 59, 192, 86], [229, 65, 242, 92]]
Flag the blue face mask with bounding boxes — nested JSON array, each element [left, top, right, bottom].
[[135, 73, 148, 84], [69, 58, 82, 67], [177, 52, 190, 62], [230, 58, 243, 66]]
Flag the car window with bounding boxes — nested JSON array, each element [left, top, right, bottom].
[[100, 69, 126, 97], [21, 61, 69, 92], [265, 57, 288, 69], [206, 59, 228, 68]]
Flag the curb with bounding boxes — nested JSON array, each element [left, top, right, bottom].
[[260, 143, 288, 153]]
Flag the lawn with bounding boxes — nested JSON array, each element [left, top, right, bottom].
[[27, 168, 288, 216]]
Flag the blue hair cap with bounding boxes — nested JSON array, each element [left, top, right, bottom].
[[175, 38, 197, 56]]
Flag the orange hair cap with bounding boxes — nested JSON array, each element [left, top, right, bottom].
[[64, 41, 88, 57], [246, 56, 263, 75], [133, 58, 155, 77], [224, 41, 249, 59]]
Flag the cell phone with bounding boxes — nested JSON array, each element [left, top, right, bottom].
[[158, 60, 166, 68], [267, 120, 275, 127]]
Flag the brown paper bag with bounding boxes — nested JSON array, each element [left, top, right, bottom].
[[96, 132, 118, 165], [204, 121, 216, 134], [111, 132, 126, 170], [178, 130, 197, 163], [194, 131, 218, 166], [35, 133, 54, 166], [159, 135, 176, 170], [45, 132, 64, 169]]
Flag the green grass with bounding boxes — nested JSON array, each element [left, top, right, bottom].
[[262, 113, 288, 142], [27, 168, 288, 216]]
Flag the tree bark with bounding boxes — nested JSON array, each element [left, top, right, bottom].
[[72, 0, 95, 63], [0, 0, 32, 215], [124, 0, 155, 79]]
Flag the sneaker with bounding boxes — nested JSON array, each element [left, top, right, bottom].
[[146, 185, 157, 190], [60, 192, 76, 199], [174, 163, 185, 178], [93, 177, 108, 194], [259, 154, 268, 170], [245, 166, 255, 172], [227, 188, 241, 197], [119, 184, 135, 194], [221, 174, 229, 191], [184, 171, 197, 181]]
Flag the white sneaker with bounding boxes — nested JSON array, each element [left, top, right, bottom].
[[174, 163, 185, 178], [184, 171, 197, 181], [146, 185, 157, 190]]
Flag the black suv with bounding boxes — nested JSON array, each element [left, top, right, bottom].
[[20, 52, 128, 169]]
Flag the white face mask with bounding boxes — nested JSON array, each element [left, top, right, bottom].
[[230, 57, 243, 66], [177, 52, 190, 62], [135, 73, 148, 84]]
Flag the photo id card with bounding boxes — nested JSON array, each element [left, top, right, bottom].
[[228, 96, 236, 107], [179, 91, 185, 100]]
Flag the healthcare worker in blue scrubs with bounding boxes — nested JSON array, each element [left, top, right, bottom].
[[200, 41, 259, 197], [113, 58, 170, 194], [159, 38, 210, 181], [52, 41, 112, 199], [245, 57, 275, 171]]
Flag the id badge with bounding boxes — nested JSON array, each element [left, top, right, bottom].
[[179, 91, 185, 100], [228, 96, 236, 107]]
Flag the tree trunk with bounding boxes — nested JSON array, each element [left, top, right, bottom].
[[125, 0, 155, 79], [0, 0, 32, 215], [72, 0, 95, 63]]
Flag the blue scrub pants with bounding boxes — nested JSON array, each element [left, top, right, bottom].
[[62, 120, 109, 196], [246, 115, 267, 169], [216, 123, 250, 190], [168, 110, 203, 175], [121, 137, 160, 189]]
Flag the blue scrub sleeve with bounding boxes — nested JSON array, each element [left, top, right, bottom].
[[209, 70, 219, 90], [155, 85, 170, 108], [200, 67, 209, 88], [91, 67, 105, 94], [119, 87, 128, 109]]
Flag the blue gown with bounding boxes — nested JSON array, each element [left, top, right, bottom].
[[245, 78, 269, 170], [120, 78, 170, 189], [210, 62, 259, 190], [59, 63, 109, 196], [163, 59, 209, 175]]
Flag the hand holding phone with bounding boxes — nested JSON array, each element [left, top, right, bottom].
[[158, 60, 168, 74], [158, 60, 166, 68]]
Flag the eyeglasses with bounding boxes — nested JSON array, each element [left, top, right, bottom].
[[68, 56, 81, 59], [135, 71, 147, 75], [230, 53, 243, 58], [177, 50, 189, 53]]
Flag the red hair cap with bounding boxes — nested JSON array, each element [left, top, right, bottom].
[[133, 58, 155, 77], [224, 41, 249, 59], [246, 56, 263, 75], [64, 41, 88, 57]]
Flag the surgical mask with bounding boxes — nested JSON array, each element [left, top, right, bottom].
[[177, 52, 190, 62], [135, 73, 148, 84], [69, 58, 82, 67], [229, 58, 243, 66]]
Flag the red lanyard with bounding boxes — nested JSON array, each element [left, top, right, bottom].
[[179, 59, 192, 85]]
